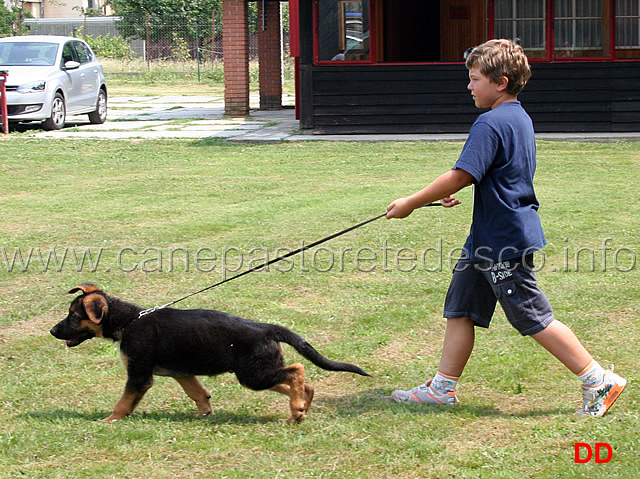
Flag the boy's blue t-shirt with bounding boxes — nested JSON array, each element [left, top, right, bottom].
[[453, 101, 546, 261]]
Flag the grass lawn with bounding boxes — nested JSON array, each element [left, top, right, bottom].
[[101, 58, 295, 98], [0, 138, 638, 478], [107, 83, 226, 97]]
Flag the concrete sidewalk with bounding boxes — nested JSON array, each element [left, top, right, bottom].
[[28, 94, 640, 143], [31, 95, 296, 141]]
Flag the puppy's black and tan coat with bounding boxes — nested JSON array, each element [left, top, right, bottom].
[[50, 284, 369, 423]]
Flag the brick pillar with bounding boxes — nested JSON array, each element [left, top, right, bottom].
[[223, 0, 250, 117], [257, 0, 283, 110]]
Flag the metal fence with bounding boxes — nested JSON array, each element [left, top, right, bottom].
[[24, 17, 290, 79], [26, 17, 231, 59]]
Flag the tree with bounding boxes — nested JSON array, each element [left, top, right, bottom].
[[2, 0, 32, 36], [0, 4, 16, 36], [110, 0, 221, 43]]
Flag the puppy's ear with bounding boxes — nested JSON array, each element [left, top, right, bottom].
[[69, 283, 101, 295], [83, 294, 108, 324]]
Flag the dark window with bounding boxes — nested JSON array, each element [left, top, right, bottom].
[[554, 0, 608, 58], [616, 0, 640, 58], [318, 0, 370, 61], [381, 0, 438, 62], [494, 0, 546, 58]]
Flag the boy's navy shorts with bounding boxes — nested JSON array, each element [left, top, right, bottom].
[[443, 254, 555, 336]]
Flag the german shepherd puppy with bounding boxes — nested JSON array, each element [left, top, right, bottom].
[[50, 283, 370, 423]]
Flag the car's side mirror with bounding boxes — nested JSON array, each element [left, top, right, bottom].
[[63, 60, 80, 70]]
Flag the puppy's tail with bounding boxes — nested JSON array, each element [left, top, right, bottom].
[[268, 325, 371, 377]]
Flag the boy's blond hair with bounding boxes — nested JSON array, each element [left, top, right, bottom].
[[465, 39, 531, 96]]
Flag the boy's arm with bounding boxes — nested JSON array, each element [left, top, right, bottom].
[[386, 168, 473, 219]]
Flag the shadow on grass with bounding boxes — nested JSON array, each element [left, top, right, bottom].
[[23, 409, 284, 425], [189, 137, 257, 148], [317, 388, 574, 418], [23, 388, 573, 425]]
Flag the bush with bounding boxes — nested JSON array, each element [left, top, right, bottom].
[[83, 32, 136, 60]]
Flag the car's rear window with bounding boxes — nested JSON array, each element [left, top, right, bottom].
[[0, 42, 59, 66]]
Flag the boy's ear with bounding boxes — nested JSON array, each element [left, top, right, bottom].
[[496, 75, 509, 92]]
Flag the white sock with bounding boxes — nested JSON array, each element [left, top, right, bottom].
[[431, 372, 458, 394], [578, 360, 605, 388]]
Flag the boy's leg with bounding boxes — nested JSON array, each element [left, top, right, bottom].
[[532, 319, 626, 416], [531, 319, 592, 374], [391, 317, 474, 405], [391, 257, 494, 406], [438, 316, 476, 378], [487, 257, 592, 372], [487, 256, 626, 416]]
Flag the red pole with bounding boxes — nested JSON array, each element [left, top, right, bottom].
[[0, 70, 8, 134]]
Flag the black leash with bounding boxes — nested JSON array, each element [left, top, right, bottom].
[[138, 203, 442, 318]]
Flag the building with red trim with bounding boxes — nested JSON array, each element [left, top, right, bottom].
[[228, 1, 640, 133]]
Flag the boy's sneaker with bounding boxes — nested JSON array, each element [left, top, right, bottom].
[[579, 366, 626, 417], [391, 380, 459, 405]]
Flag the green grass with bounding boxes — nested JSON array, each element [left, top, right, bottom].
[[0, 139, 638, 478], [101, 58, 296, 96]]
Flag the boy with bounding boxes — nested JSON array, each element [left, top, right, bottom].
[[386, 39, 626, 416]]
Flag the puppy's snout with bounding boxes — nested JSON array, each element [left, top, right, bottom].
[[50, 322, 63, 338]]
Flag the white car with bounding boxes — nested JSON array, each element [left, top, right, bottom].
[[0, 35, 107, 130]]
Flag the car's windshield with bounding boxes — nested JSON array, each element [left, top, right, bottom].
[[0, 42, 59, 66]]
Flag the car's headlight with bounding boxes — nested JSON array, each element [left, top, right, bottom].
[[17, 81, 47, 94]]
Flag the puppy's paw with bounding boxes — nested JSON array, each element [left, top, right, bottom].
[[102, 411, 128, 422], [285, 412, 307, 424], [285, 404, 308, 423]]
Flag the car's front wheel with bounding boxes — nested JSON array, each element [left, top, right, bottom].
[[42, 93, 66, 130], [88, 89, 107, 124]]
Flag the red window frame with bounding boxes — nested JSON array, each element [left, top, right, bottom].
[[309, 0, 637, 65], [488, 0, 616, 62]]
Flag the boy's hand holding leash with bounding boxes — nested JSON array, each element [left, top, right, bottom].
[[386, 169, 472, 219], [386, 195, 460, 219], [440, 195, 461, 208]]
